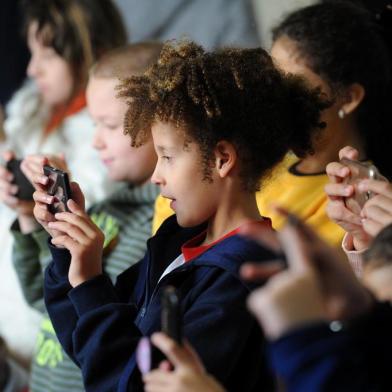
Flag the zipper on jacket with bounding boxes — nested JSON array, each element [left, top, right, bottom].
[[139, 265, 193, 319]]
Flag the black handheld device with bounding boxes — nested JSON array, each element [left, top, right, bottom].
[[161, 286, 182, 344], [6, 159, 35, 200], [136, 286, 182, 374], [43, 165, 72, 214]]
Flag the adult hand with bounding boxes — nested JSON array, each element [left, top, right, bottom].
[[325, 146, 370, 250], [240, 208, 373, 336], [360, 179, 392, 237]]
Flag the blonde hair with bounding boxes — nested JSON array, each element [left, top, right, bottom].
[[91, 42, 163, 80]]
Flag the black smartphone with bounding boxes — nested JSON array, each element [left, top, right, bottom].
[[161, 286, 182, 344], [136, 286, 182, 375], [43, 165, 72, 214], [6, 159, 35, 201]]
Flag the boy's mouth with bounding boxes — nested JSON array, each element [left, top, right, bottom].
[[162, 195, 177, 211]]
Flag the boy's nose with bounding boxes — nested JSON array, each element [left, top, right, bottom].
[[151, 164, 164, 186], [92, 130, 105, 150]]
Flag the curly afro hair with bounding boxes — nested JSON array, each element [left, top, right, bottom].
[[118, 40, 329, 192]]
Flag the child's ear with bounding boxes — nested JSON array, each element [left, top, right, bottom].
[[214, 141, 237, 178]]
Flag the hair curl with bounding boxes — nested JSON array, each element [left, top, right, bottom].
[[119, 40, 329, 192]]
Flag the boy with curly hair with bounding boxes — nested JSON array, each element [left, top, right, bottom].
[[36, 40, 328, 391]]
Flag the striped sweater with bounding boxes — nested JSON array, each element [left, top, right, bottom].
[[12, 182, 159, 392]]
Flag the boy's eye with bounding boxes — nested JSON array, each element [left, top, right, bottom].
[[162, 156, 171, 161]]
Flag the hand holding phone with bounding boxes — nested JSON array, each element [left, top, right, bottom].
[[340, 158, 383, 215], [43, 165, 72, 214], [6, 158, 35, 201], [136, 286, 182, 374]]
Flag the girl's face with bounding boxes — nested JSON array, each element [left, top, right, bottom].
[[27, 22, 74, 107]]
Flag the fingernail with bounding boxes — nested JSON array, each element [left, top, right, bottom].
[[344, 186, 352, 195], [45, 196, 53, 203]]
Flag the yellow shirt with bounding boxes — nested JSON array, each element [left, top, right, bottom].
[[256, 157, 345, 247], [152, 156, 345, 247], [152, 194, 174, 234]]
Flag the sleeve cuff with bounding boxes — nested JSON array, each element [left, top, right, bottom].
[[68, 274, 119, 317], [268, 321, 346, 376], [342, 233, 366, 277], [48, 240, 72, 277], [11, 222, 36, 248]]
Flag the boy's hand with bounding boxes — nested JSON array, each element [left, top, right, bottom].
[[143, 333, 225, 392], [325, 146, 370, 250], [48, 183, 104, 287], [27, 154, 71, 235], [21, 153, 68, 190], [0, 150, 34, 216], [360, 179, 392, 237]]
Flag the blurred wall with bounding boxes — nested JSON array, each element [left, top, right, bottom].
[[252, 0, 316, 49]]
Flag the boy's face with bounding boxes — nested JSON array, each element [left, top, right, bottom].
[[27, 22, 74, 107], [151, 121, 221, 227], [87, 76, 157, 184], [362, 262, 392, 302]]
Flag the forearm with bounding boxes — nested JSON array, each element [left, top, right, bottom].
[[11, 222, 49, 312], [17, 213, 40, 234], [67, 275, 141, 391]]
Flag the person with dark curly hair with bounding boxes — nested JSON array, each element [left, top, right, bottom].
[[254, 1, 392, 249], [40, 40, 328, 391]]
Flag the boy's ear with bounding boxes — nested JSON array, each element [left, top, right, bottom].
[[214, 141, 237, 178], [340, 83, 365, 115]]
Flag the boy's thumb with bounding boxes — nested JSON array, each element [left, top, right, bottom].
[[70, 182, 85, 212]]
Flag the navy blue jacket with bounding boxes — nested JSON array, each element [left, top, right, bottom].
[[44, 215, 276, 391], [268, 302, 392, 392]]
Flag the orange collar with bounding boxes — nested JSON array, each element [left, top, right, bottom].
[[44, 91, 87, 135]]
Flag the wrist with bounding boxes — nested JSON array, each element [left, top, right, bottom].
[[17, 214, 40, 234], [352, 235, 370, 251]]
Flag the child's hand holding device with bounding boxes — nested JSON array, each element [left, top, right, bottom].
[[0, 151, 35, 216], [46, 181, 104, 287]]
